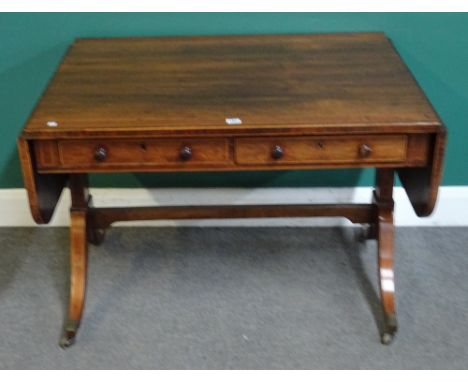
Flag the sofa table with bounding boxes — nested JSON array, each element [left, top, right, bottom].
[[17, 33, 446, 347]]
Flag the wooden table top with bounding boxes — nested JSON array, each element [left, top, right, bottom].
[[23, 33, 442, 138]]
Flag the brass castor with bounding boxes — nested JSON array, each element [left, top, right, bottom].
[[87, 227, 106, 246], [59, 320, 79, 348], [381, 332, 394, 345], [381, 314, 397, 345], [357, 224, 377, 242], [59, 333, 75, 348]]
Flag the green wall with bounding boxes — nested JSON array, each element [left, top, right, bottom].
[[1, 13, 467, 188]]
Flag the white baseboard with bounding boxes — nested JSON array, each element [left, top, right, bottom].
[[1, 187, 467, 227]]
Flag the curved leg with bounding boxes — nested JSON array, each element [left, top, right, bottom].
[[374, 169, 398, 345], [59, 174, 89, 348], [377, 206, 397, 344], [59, 209, 88, 347]]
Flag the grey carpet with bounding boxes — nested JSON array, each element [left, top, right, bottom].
[[0, 226, 467, 369]]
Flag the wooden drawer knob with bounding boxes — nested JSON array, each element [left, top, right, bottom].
[[94, 145, 108, 161], [271, 145, 284, 160], [179, 145, 192, 161], [359, 144, 372, 157]]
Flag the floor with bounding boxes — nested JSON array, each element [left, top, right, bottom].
[[0, 226, 467, 369]]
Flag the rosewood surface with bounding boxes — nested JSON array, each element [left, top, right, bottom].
[[17, 33, 446, 347]]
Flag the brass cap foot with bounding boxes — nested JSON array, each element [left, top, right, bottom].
[[59, 319, 79, 348], [381, 332, 394, 345]]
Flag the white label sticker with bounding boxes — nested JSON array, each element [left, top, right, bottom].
[[46, 121, 58, 127], [225, 117, 242, 125]]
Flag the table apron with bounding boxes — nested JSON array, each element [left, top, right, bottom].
[[33, 133, 431, 172]]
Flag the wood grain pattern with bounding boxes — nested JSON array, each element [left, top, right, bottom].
[[397, 131, 447, 216], [90, 203, 376, 230], [17, 137, 67, 223], [235, 135, 407, 165], [58, 138, 231, 167], [60, 174, 89, 348], [373, 169, 398, 344], [23, 33, 442, 138], [33, 134, 430, 173]]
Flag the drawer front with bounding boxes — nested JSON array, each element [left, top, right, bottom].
[[234, 135, 407, 165], [57, 138, 230, 167]]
